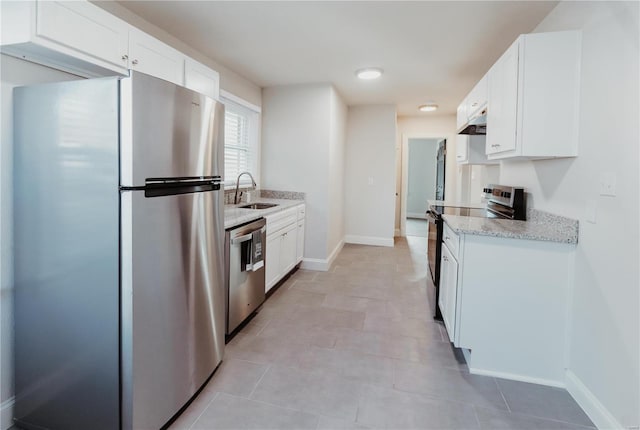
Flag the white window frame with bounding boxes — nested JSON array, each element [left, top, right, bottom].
[[220, 90, 261, 189]]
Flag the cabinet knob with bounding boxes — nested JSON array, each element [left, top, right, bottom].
[[471, 102, 478, 107], [132, 59, 139, 65], [121, 54, 128, 61], [443, 256, 449, 262], [445, 236, 450, 240]]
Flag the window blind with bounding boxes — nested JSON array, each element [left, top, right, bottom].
[[221, 95, 259, 186]]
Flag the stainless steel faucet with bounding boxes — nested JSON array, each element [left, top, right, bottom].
[[234, 171, 257, 204]]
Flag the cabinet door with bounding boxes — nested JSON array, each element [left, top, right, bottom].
[[280, 224, 297, 275], [129, 28, 184, 85], [36, 1, 129, 72], [456, 135, 469, 163], [184, 58, 220, 99], [456, 100, 468, 130], [296, 220, 305, 264], [486, 40, 519, 155], [265, 234, 281, 293], [439, 244, 458, 342], [466, 74, 488, 118]]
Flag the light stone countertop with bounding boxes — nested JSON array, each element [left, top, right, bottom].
[[224, 198, 304, 229], [442, 209, 579, 244]]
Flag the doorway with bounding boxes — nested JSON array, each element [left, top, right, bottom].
[[400, 136, 446, 237]]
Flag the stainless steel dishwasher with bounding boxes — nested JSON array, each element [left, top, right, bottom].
[[225, 218, 266, 334]]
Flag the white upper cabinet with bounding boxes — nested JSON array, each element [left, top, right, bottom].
[[466, 74, 488, 119], [486, 31, 581, 160], [128, 28, 184, 86], [456, 98, 468, 130], [1, 0, 220, 98], [456, 135, 498, 165], [1, 0, 129, 76], [184, 57, 220, 100]]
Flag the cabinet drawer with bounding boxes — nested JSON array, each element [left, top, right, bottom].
[[443, 222, 459, 259], [266, 207, 297, 236]]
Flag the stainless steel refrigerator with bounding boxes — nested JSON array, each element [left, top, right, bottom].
[[13, 72, 226, 430]]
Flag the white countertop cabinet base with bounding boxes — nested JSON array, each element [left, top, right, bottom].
[[442, 225, 575, 386], [265, 204, 305, 293]]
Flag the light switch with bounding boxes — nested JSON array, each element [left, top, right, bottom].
[[368, 177, 374, 186], [585, 199, 597, 224], [599, 172, 617, 196]]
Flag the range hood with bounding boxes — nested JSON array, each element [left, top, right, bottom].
[[458, 107, 487, 135]]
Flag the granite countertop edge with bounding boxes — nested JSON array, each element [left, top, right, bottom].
[[224, 198, 304, 229], [442, 209, 579, 245]]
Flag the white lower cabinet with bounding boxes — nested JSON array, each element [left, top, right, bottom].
[[265, 233, 281, 292], [438, 241, 458, 343], [439, 220, 575, 385], [265, 204, 305, 293]]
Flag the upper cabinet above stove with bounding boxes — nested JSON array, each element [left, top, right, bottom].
[[486, 31, 582, 160]]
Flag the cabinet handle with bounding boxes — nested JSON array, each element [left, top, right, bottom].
[[121, 54, 128, 61], [490, 144, 501, 148], [471, 102, 478, 107], [132, 59, 139, 65], [445, 236, 450, 240]]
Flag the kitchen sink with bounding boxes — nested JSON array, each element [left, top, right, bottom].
[[239, 203, 278, 210]]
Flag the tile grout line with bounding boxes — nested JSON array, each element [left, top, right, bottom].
[[494, 378, 512, 413], [186, 391, 219, 430], [247, 363, 271, 400]]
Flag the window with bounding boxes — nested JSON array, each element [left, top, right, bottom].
[[221, 92, 260, 187]]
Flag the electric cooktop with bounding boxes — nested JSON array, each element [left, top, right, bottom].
[[430, 206, 500, 218]]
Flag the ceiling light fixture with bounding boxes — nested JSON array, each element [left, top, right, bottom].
[[419, 104, 438, 112], [356, 68, 383, 80]]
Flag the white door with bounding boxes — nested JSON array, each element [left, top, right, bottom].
[[439, 244, 459, 342], [265, 234, 281, 293], [280, 223, 297, 275], [487, 40, 519, 155], [296, 220, 305, 264], [184, 58, 220, 99]]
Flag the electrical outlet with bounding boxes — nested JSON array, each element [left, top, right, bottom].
[[599, 172, 617, 196]]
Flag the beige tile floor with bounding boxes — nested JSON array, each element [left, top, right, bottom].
[[170, 237, 594, 430]]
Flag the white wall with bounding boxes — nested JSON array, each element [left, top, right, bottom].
[[328, 88, 347, 257], [499, 2, 639, 428], [396, 115, 459, 230], [92, 1, 261, 106], [406, 138, 439, 217], [0, 55, 82, 429], [344, 105, 397, 246], [261, 84, 347, 266]]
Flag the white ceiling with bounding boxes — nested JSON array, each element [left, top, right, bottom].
[[116, 1, 558, 116]]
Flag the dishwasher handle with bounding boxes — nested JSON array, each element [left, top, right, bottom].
[[231, 227, 265, 245]]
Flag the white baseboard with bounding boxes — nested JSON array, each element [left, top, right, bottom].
[[344, 235, 394, 247], [300, 240, 344, 272], [565, 370, 624, 430], [468, 366, 565, 388], [1, 397, 14, 430]]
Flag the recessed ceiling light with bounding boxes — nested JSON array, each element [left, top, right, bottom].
[[419, 104, 438, 112], [356, 68, 383, 80]]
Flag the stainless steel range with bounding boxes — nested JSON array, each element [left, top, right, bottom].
[[427, 185, 526, 320]]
